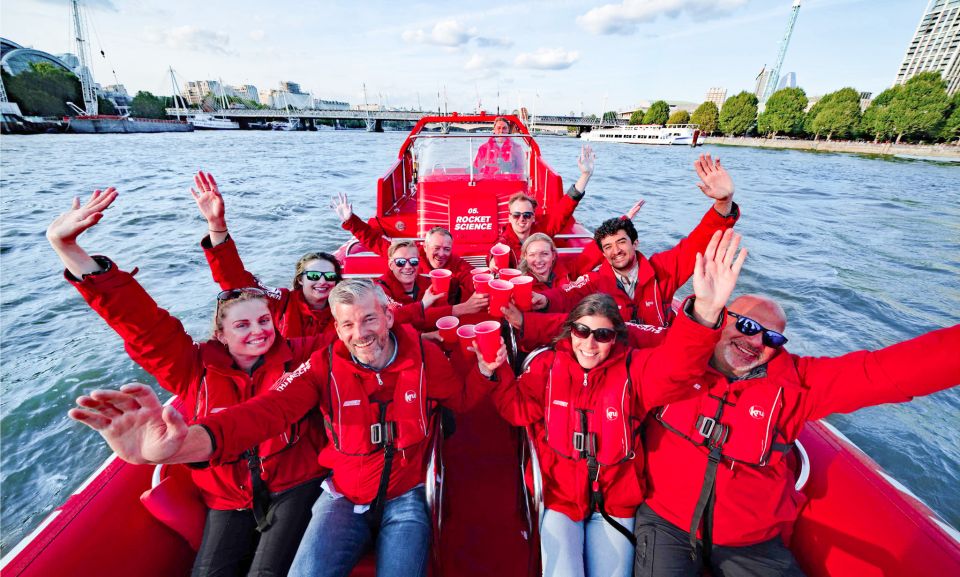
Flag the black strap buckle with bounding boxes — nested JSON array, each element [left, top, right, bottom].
[[573, 431, 585, 453], [697, 416, 716, 439], [370, 423, 383, 445]]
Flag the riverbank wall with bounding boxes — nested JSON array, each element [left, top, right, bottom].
[[703, 136, 960, 159]]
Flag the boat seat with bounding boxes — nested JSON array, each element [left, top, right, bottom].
[[140, 463, 206, 551]]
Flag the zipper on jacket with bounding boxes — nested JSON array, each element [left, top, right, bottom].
[[376, 373, 384, 387], [583, 372, 588, 388]]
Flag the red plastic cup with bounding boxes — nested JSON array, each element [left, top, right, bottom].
[[487, 279, 514, 318], [470, 267, 491, 277], [456, 324, 476, 356], [511, 275, 534, 311], [473, 273, 495, 294], [436, 316, 460, 344], [429, 269, 452, 295], [490, 243, 511, 269], [498, 268, 522, 282], [474, 320, 502, 363]]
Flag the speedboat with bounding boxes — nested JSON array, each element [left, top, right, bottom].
[[3, 114, 958, 577], [581, 123, 700, 146]]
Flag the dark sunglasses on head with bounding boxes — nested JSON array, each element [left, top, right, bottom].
[[393, 257, 420, 268], [217, 287, 268, 301], [571, 322, 617, 344], [510, 211, 535, 220], [302, 270, 339, 282], [727, 312, 788, 348]]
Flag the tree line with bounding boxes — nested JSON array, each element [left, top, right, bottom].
[[661, 72, 958, 144]]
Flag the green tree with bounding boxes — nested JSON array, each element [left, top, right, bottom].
[[629, 109, 644, 125], [859, 87, 899, 142], [807, 87, 861, 140], [690, 101, 720, 135], [602, 110, 618, 123], [887, 71, 950, 143], [667, 110, 690, 124], [719, 91, 758, 136], [97, 97, 117, 115], [757, 87, 807, 137], [940, 92, 960, 144], [130, 91, 167, 119], [1, 62, 81, 117], [642, 100, 670, 125]]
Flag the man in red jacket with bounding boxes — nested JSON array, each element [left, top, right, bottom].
[[69, 279, 506, 577], [635, 294, 960, 577], [541, 155, 739, 326]]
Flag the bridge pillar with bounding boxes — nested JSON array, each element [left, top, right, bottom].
[[440, 122, 450, 134], [364, 118, 384, 132]]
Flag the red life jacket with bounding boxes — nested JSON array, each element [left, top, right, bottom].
[[655, 353, 799, 467], [544, 349, 637, 466], [324, 341, 431, 456]]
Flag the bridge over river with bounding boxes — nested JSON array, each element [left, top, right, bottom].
[[165, 107, 626, 133]]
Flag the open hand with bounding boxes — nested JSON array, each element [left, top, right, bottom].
[[46, 188, 118, 247], [625, 198, 646, 220], [331, 192, 353, 223], [692, 229, 747, 326], [578, 144, 596, 176], [68, 383, 189, 465], [191, 171, 226, 229], [694, 154, 734, 202]]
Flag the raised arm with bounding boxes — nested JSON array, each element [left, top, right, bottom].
[[334, 192, 392, 256], [693, 154, 735, 216], [191, 171, 228, 247], [47, 187, 118, 277], [572, 144, 595, 196]]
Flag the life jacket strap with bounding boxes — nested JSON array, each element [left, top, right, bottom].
[[243, 446, 275, 532], [369, 401, 396, 528]]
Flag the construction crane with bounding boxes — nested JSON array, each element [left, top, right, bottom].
[[761, 0, 802, 103]]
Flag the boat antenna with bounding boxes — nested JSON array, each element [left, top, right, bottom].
[[71, 0, 97, 115]]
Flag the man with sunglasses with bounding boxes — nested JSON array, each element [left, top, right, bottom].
[[495, 145, 596, 264], [635, 294, 960, 577], [541, 154, 739, 327]]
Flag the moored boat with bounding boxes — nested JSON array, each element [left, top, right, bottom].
[[3, 114, 958, 577], [65, 115, 194, 133], [582, 123, 700, 146]]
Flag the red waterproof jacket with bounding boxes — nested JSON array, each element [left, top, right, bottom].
[[497, 187, 582, 265], [644, 324, 960, 547], [489, 303, 723, 521], [518, 312, 668, 352], [202, 235, 334, 339], [374, 272, 458, 331], [543, 205, 739, 326], [474, 137, 526, 176], [66, 259, 331, 510], [342, 214, 476, 300], [526, 242, 604, 293], [201, 324, 494, 505]]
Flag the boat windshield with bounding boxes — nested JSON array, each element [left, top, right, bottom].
[[413, 134, 530, 182]]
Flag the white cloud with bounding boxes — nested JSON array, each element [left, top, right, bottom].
[[146, 25, 232, 54], [249, 30, 265, 41], [465, 53, 505, 71], [402, 19, 475, 47], [514, 48, 579, 70], [578, 0, 749, 35]]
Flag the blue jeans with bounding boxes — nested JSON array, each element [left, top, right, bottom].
[[540, 508, 636, 577], [288, 486, 430, 577]]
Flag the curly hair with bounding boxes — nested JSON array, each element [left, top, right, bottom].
[[593, 216, 637, 248]]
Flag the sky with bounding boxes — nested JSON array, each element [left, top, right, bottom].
[[1, 0, 931, 115]]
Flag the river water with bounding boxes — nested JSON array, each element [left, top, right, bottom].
[[1, 130, 958, 555]]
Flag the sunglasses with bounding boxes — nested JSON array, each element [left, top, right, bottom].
[[302, 270, 339, 282], [571, 322, 617, 344], [727, 312, 788, 348], [217, 287, 268, 301], [393, 257, 420, 268], [510, 211, 535, 220]]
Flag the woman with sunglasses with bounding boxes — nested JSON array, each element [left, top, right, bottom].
[[486, 229, 746, 577], [192, 171, 342, 339], [47, 188, 330, 577]]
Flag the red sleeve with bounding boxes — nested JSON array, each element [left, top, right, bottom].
[[798, 324, 960, 421], [67, 260, 201, 398], [630, 300, 724, 410], [566, 242, 603, 278], [201, 235, 258, 290], [542, 191, 580, 236], [343, 214, 391, 256], [489, 353, 550, 426], [202, 350, 327, 464], [392, 301, 426, 327], [647, 204, 740, 298], [519, 312, 566, 351], [624, 322, 669, 349], [422, 304, 455, 331], [422, 340, 493, 413], [544, 271, 597, 313]]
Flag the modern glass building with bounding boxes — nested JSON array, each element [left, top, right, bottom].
[[896, 0, 960, 95], [1, 38, 75, 77]]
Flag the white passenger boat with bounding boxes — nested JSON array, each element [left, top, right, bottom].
[[582, 123, 700, 146], [190, 113, 240, 130]]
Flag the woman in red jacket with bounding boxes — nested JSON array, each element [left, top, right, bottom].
[[488, 228, 745, 577], [192, 171, 342, 339], [47, 188, 330, 577]]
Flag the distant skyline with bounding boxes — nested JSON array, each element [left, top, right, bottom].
[[1, 0, 931, 114]]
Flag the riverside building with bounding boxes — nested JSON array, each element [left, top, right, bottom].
[[896, 0, 960, 95]]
